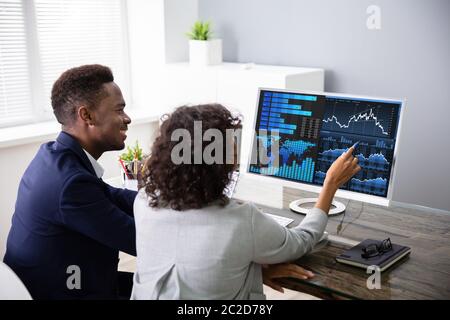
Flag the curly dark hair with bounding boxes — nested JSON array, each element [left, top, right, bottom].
[[141, 104, 242, 211], [51, 64, 114, 126]]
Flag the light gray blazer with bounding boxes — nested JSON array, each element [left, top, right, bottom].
[[131, 189, 328, 300]]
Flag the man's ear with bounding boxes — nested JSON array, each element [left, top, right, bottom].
[[78, 106, 94, 126]]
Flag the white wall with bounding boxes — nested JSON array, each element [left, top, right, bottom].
[[164, 0, 198, 63], [199, 0, 450, 212], [0, 141, 43, 258], [127, 0, 165, 113], [127, 0, 199, 117]]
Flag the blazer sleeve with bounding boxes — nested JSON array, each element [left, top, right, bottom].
[[103, 182, 137, 217], [251, 205, 328, 264], [59, 172, 136, 256]]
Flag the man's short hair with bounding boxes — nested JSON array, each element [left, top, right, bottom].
[[51, 64, 114, 126]]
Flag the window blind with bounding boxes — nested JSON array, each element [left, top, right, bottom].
[[34, 0, 128, 112], [0, 0, 33, 126], [0, 0, 129, 127]]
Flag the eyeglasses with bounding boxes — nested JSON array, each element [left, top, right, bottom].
[[361, 238, 392, 259]]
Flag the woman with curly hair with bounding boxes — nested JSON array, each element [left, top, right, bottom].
[[131, 103, 360, 299]]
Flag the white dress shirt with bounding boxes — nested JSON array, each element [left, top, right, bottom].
[[83, 149, 104, 179]]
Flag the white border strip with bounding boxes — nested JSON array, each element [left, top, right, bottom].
[[390, 200, 450, 215], [0, 109, 159, 149]]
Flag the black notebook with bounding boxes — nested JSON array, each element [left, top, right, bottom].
[[336, 239, 411, 272]]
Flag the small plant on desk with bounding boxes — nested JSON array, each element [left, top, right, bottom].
[[119, 140, 144, 182]]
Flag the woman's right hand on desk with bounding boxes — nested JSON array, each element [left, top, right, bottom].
[[315, 146, 361, 213], [262, 263, 315, 293]]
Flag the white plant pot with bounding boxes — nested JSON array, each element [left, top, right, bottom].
[[189, 39, 222, 66]]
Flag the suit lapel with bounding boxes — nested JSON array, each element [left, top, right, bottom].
[[56, 131, 97, 177]]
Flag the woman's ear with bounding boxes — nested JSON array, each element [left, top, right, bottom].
[[78, 106, 94, 126]]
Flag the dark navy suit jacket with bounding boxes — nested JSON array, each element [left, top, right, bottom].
[[3, 132, 137, 299]]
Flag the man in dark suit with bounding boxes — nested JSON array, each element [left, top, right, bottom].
[[3, 65, 136, 299]]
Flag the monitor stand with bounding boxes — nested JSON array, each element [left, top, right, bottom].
[[289, 198, 346, 216]]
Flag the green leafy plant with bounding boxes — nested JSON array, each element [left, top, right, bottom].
[[119, 140, 143, 162], [186, 20, 212, 40]]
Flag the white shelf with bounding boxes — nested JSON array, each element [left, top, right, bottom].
[[0, 108, 159, 149]]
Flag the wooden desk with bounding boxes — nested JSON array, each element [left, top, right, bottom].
[[235, 181, 450, 300], [111, 174, 450, 299]]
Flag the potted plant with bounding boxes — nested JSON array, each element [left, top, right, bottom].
[[119, 140, 144, 190], [186, 20, 222, 66]]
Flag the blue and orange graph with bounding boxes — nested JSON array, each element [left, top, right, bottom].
[[258, 91, 316, 135], [250, 90, 401, 198], [349, 177, 387, 196], [249, 137, 317, 183], [315, 95, 400, 197], [322, 96, 400, 139], [250, 157, 315, 182], [251, 90, 322, 183], [319, 148, 390, 172]]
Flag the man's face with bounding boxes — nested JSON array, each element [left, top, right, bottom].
[[90, 82, 130, 152]]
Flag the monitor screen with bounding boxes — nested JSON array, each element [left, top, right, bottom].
[[248, 89, 403, 198]]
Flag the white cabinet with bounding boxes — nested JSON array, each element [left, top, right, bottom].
[[162, 62, 324, 111], [162, 62, 324, 171]]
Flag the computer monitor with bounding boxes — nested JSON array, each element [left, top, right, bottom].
[[247, 88, 404, 213]]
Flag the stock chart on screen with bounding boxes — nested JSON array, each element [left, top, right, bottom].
[[248, 90, 402, 198]]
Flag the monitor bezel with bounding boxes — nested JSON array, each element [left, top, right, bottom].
[[244, 87, 406, 207]]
